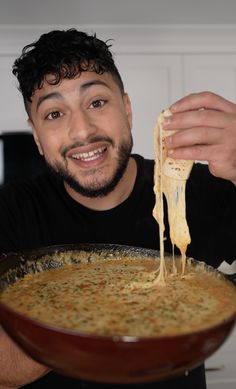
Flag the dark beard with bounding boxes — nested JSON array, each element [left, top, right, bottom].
[[47, 135, 133, 198]]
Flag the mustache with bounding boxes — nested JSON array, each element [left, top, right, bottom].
[[61, 136, 114, 158]]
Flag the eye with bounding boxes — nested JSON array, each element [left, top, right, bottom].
[[89, 99, 106, 109], [46, 111, 63, 120]]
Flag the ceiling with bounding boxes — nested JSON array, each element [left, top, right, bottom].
[[1, 0, 236, 26]]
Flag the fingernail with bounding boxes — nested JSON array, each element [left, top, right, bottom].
[[162, 118, 171, 128], [169, 104, 178, 112], [165, 135, 172, 145]]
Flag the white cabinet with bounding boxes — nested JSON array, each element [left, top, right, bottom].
[[115, 53, 236, 159], [184, 54, 236, 101], [0, 57, 27, 131], [115, 54, 183, 158], [206, 327, 236, 389]]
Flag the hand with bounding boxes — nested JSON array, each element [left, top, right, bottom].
[[0, 328, 51, 387], [163, 91, 236, 185]]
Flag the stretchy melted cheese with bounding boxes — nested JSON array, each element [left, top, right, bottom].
[[152, 109, 193, 284]]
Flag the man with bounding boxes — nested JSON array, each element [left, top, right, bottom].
[[0, 28, 235, 388]]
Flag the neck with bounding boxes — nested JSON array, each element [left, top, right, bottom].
[[64, 157, 137, 211]]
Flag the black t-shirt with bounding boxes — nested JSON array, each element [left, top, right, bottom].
[[0, 154, 235, 388]]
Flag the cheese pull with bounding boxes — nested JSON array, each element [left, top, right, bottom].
[[152, 108, 194, 284], [160, 109, 193, 180]]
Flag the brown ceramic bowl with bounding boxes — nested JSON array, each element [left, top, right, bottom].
[[0, 243, 235, 384]]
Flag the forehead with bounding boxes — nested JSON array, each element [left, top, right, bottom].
[[34, 71, 118, 98], [27, 71, 123, 118]]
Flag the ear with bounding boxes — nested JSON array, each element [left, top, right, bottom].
[[123, 93, 132, 129], [28, 119, 44, 156]]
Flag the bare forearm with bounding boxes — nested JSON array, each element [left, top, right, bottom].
[[0, 328, 50, 388]]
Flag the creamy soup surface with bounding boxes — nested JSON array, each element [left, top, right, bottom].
[[1, 254, 236, 337]]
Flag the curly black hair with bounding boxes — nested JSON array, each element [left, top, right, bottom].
[[12, 28, 124, 114]]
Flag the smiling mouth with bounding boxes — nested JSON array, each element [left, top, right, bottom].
[[71, 146, 107, 162]]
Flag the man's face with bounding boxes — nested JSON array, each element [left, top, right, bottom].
[[29, 71, 133, 198]]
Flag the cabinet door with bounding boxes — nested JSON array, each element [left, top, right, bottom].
[[115, 54, 183, 158], [206, 327, 236, 388], [184, 54, 236, 101], [0, 57, 27, 131]]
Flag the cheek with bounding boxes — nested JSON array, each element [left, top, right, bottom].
[[110, 110, 131, 135], [120, 113, 132, 136], [38, 135, 62, 158]]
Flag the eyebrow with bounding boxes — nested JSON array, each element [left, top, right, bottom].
[[36, 79, 111, 111], [80, 79, 110, 92], [36, 92, 62, 111]]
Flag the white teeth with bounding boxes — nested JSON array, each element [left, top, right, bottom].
[[72, 147, 106, 161]]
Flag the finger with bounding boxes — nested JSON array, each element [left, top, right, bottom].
[[165, 127, 223, 149], [208, 162, 236, 183], [170, 91, 236, 114], [163, 109, 229, 132], [167, 144, 220, 162]]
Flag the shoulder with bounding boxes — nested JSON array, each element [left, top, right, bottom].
[[0, 172, 66, 252], [132, 154, 154, 183], [186, 163, 236, 264], [0, 171, 63, 205], [188, 162, 236, 197], [186, 162, 236, 221]]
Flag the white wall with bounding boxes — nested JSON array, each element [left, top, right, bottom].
[[1, 0, 236, 25]]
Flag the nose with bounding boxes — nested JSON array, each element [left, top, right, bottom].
[[68, 109, 96, 142]]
